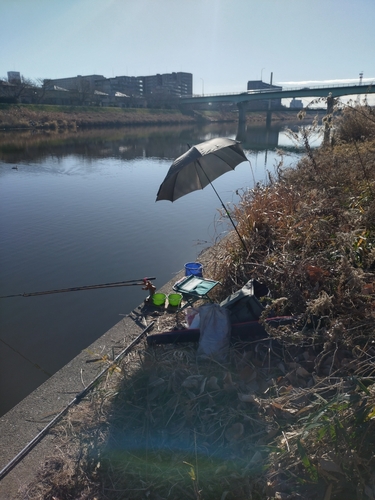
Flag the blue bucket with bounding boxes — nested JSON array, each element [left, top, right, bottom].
[[185, 262, 203, 277]]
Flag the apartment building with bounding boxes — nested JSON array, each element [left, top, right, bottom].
[[47, 72, 193, 99], [142, 72, 192, 97], [98, 76, 143, 97], [46, 74, 107, 92]]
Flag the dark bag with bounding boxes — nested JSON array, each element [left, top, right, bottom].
[[220, 279, 269, 323]]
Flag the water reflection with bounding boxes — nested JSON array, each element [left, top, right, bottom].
[[0, 120, 315, 417], [0, 123, 238, 164], [236, 120, 323, 153], [237, 125, 280, 151], [0, 119, 314, 165]]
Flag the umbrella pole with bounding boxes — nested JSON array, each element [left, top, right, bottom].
[[197, 161, 249, 253]]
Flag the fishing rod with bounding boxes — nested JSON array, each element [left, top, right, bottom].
[[0, 320, 155, 481], [0, 277, 156, 299]]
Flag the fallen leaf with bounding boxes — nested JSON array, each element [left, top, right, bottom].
[[296, 366, 310, 378], [250, 450, 262, 464], [319, 458, 343, 474], [148, 375, 165, 387], [323, 483, 333, 500], [206, 376, 220, 391], [239, 365, 257, 382], [199, 376, 207, 394], [238, 393, 256, 403], [223, 372, 236, 391], [182, 375, 203, 389], [225, 422, 244, 441], [364, 485, 375, 500], [215, 465, 227, 475]]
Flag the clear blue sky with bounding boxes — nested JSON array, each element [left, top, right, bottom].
[[1, 0, 374, 95]]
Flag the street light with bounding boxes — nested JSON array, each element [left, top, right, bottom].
[[200, 78, 204, 96]]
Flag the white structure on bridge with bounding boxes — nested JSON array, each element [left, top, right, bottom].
[[290, 97, 303, 109]]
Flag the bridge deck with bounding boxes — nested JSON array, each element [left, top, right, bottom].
[[180, 83, 375, 104]]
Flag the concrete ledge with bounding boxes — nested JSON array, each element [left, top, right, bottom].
[[0, 264, 194, 498], [0, 306, 155, 498]]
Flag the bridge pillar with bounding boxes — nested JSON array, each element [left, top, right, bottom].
[[266, 110, 272, 127], [236, 119, 246, 143], [323, 95, 334, 146], [237, 102, 247, 123]]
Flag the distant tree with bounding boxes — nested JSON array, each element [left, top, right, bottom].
[[33, 78, 52, 104], [0, 74, 39, 103], [70, 78, 92, 105], [0, 76, 14, 102]]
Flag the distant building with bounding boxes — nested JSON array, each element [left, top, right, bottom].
[[97, 75, 143, 97], [7, 71, 21, 84], [0, 78, 17, 103], [47, 72, 193, 99], [45, 74, 106, 92], [290, 97, 303, 109], [246, 80, 283, 110], [247, 80, 282, 91], [141, 72, 192, 97]]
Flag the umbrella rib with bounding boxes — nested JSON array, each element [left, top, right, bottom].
[[169, 168, 185, 201], [194, 158, 206, 190], [209, 148, 246, 165], [171, 159, 205, 200]]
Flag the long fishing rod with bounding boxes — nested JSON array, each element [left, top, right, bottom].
[[0, 320, 155, 481], [0, 277, 156, 299]]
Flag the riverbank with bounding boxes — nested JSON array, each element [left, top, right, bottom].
[[0, 103, 323, 131], [0, 292, 169, 498], [2, 103, 374, 499]]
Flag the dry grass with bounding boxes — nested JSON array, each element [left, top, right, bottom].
[[0, 104, 322, 132], [0, 104, 195, 131], [20, 102, 375, 500]]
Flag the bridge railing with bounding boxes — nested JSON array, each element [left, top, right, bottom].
[[182, 81, 374, 99]]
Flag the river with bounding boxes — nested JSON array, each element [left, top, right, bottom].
[[0, 120, 319, 416]]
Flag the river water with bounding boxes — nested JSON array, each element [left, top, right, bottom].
[[0, 120, 316, 416]]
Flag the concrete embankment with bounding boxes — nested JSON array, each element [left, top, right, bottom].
[[0, 270, 186, 499]]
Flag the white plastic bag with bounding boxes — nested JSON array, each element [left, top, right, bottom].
[[197, 304, 231, 362], [190, 313, 200, 329], [185, 307, 200, 328]]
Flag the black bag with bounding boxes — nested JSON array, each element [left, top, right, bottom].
[[220, 279, 269, 323]]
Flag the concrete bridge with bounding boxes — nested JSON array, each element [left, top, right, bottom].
[[180, 83, 375, 123]]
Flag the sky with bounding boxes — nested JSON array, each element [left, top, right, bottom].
[[1, 0, 374, 99]]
